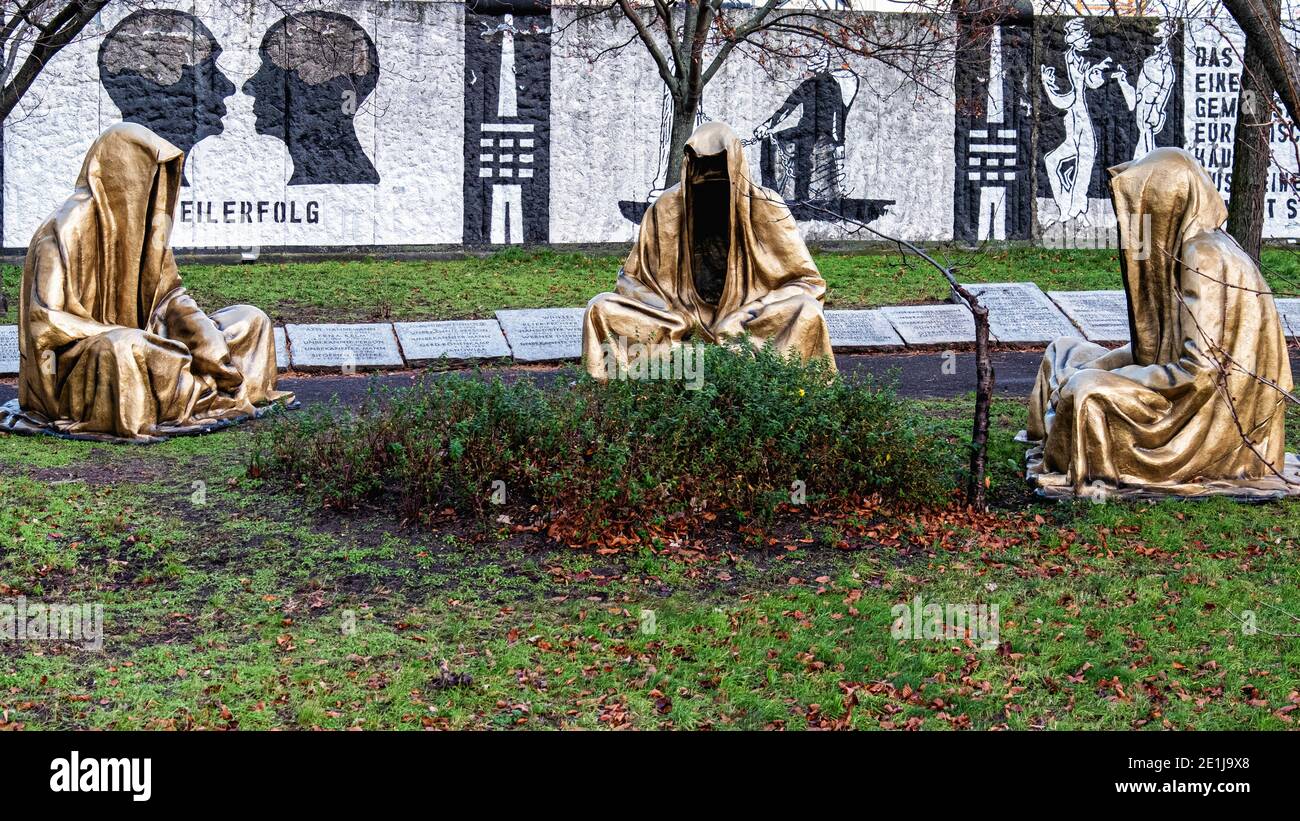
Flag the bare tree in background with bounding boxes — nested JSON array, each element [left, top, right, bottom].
[[1, 0, 115, 314], [1221, 0, 1279, 260], [1, 1, 113, 122], [559, 0, 975, 187], [1223, 0, 1300, 124]]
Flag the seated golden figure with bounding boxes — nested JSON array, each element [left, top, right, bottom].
[[583, 121, 835, 378], [1026, 147, 1297, 498], [0, 123, 293, 442]]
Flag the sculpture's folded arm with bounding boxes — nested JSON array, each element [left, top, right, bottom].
[[154, 288, 244, 393]]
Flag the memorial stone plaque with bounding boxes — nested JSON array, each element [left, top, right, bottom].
[[1276, 298, 1300, 340], [495, 308, 585, 361], [285, 323, 404, 370], [960, 282, 1079, 343], [273, 326, 289, 372], [1047, 291, 1131, 342], [0, 325, 17, 375], [880, 305, 976, 345], [394, 320, 511, 362], [825, 309, 903, 349]]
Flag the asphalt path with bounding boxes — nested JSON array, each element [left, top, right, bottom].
[[5, 351, 1300, 410]]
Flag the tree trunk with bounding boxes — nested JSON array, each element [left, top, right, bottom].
[[1227, 0, 1279, 261], [664, 94, 699, 188], [953, 283, 993, 509], [0, 1, 114, 123], [967, 305, 993, 510], [1223, 0, 1300, 128]]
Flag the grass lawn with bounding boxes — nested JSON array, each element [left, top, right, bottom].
[[6, 246, 1300, 326], [2, 387, 1299, 730]]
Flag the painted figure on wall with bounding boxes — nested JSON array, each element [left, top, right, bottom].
[[0, 124, 293, 442], [1034, 16, 1183, 231], [1025, 149, 1296, 499], [622, 48, 888, 228], [1040, 18, 1111, 226], [585, 122, 835, 379], [1113, 18, 1178, 161], [243, 11, 380, 186], [464, 4, 551, 245], [748, 48, 890, 224], [98, 9, 236, 186], [753, 50, 856, 204]]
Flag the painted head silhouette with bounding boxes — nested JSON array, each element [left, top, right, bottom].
[[1064, 18, 1092, 52], [243, 11, 380, 185], [99, 10, 235, 184]]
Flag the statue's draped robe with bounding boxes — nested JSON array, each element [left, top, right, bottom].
[[584, 122, 835, 378], [2, 123, 291, 442], [1027, 148, 1292, 490]]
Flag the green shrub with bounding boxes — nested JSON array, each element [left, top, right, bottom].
[[252, 345, 958, 541]]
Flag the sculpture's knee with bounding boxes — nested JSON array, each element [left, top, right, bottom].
[[236, 305, 271, 328], [780, 295, 827, 335], [211, 304, 270, 336], [1043, 336, 1086, 361], [782, 294, 819, 313], [794, 294, 823, 318], [586, 292, 616, 315], [87, 327, 152, 359], [1059, 367, 1109, 407]]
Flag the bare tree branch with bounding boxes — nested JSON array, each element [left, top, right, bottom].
[[614, 0, 681, 96]]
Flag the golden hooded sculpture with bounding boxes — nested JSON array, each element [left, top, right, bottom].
[[1026, 147, 1298, 498], [0, 123, 293, 442], [583, 121, 835, 378]]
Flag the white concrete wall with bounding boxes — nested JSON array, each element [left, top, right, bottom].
[[0, 2, 1290, 249]]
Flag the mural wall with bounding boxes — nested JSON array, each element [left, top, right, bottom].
[[1184, 15, 1300, 231], [0, 1, 1294, 251]]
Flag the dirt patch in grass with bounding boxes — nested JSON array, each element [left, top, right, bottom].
[[15, 452, 171, 486]]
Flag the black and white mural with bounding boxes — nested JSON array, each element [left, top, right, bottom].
[[100, 7, 383, 190], [749, 49, 893, 224], [98, 9, 235, 186], [1035, 15, 1184, 230], [243, 11, 381, 186], [953, 12, 1186, 242], [616, 47, 893, 228], [953, 11, 1034, 243], [0, 3, 1294, 249], [755, 50, 855, 203], [1184, 16, 1300, 231], [3, 0, 464, 249], [463, 1, 551, 245]]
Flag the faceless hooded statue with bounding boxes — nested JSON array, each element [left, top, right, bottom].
[[1026, 147, 1295, 497], [0, 123, 293, 441], [583, 122, 835, 378]]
